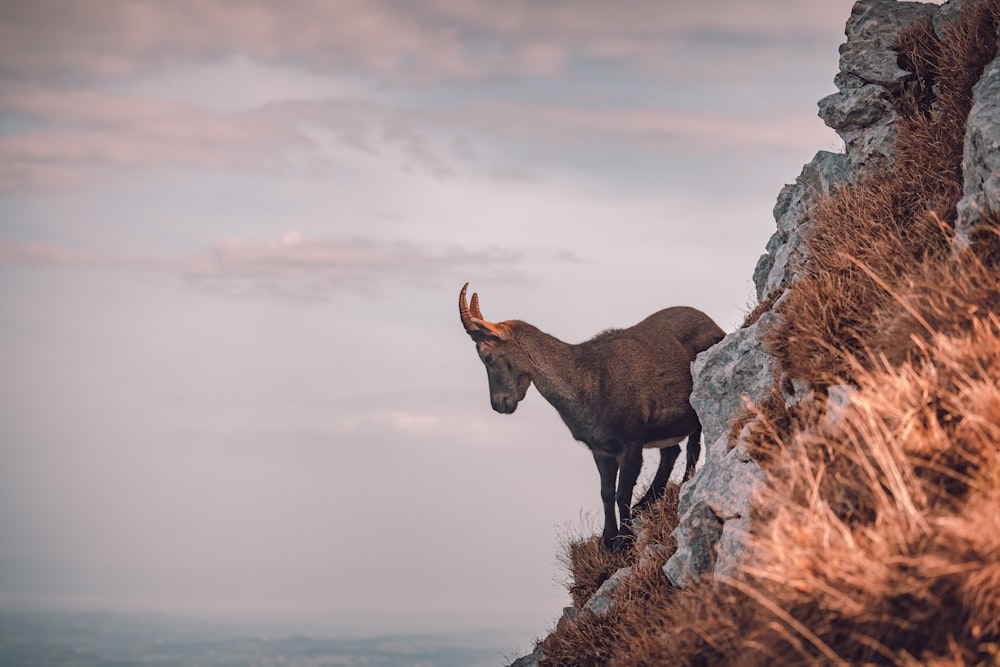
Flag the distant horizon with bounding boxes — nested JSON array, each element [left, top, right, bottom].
[[0, 593, 544, 642], [0, 603, 535, 638], [0, 607, 530, 667]]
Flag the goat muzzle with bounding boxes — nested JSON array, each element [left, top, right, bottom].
[[492, 396, 518, 414]]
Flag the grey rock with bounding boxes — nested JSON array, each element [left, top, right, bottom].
[[508, 645, 543, 667], [843, 0, 937, 55], [688, 313, 778, 440], [755, 151, 851, 301], [664, 501, 723, 587], [820, 0, 936, 172], [774, 152, 851, 239], [556, 606, 580, 631], [933, 0, 968, 39], [826, 383, 857, 426], [833, 70, 867, 92], [638, 543, 667, 571], [585, 567, 632, 617], [838, 0, 936, 87], [663, 315, 774, 587], [838, 118, 900, 170], [818, 84, 894, 131], [751, 230, 782, 296], [839, 41, 910, 88], [956, 50, 1000, 247], [664, 438, 766, 588]]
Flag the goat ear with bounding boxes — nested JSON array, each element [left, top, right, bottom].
[[469, 319, 510, 342]]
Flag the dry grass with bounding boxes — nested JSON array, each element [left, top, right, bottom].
[[560, 533, 633, 609], [738, 253, 1000, 664], [555, 482, 684, 610], [542, 485, 683, 666], [741, 292, 778, 329], [537, 2, 1000, 665], [765, 0, 1000, 387], [544, 235, 1000, 667]]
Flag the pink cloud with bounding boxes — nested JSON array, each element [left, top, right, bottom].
[[183, 234, 523, 298], [0, 88, 306, 189], [0, 68, 839, 194], [0, 236, 102, 267], [0, 85, 831, 191], [0, 1, 854, 84], [0, 232, 527, 300], [0, 1, 855, 189], [0, 0, 480, 82], [0, 87, 477, 189], [427, 99, 832, 155]]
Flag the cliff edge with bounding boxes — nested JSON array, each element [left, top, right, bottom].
[[514, 0, 1000, 664]]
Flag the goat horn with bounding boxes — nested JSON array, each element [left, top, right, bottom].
[[460, 282, 508, 341], [459, 282, 477, 335], [470, 292, 484, 320]]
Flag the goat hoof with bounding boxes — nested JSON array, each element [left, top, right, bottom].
[[608, 532, 635, 554], [602, 532, 618, 551]]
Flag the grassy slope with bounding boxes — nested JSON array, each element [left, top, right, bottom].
[[540, 2, 1000, 665]]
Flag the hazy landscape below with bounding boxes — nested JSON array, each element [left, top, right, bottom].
[[0, 609, 527, 667]]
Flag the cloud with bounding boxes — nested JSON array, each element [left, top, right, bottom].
[[0, 232, 526, 300], [0, 1, 854, 84], [0, 87, 308, 189], [436, 100, 831, 154], [0, 82, 832, 190], [0, 0, 856, 189], [0, 0, 865, 192], [0, 87, 495, 189], [0, 0, 476, 83], [180, 233, 527, 299]]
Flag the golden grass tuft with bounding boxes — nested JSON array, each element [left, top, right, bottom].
[[543, 485, 686, 666], [739, 298, 1000, 664], [741, 293, 778, 329], [560, 533, 632, 609]]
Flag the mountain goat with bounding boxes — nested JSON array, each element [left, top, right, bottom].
[[458, 283, 724, 550]]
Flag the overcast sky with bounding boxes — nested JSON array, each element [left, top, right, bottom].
[[1, 0, 860, 646]]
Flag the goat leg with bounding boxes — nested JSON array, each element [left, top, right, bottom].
[[610, 447, 643, 551], [633, 444, 681, 514], [684, 425, 702, 481], [593, 452, 620, 550]]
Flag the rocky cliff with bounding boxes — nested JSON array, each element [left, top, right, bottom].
[[513, 0, 1000, 664], [668, 0, 943, 592]]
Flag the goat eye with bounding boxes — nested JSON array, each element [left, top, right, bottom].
[[483, 353, 494, 364]]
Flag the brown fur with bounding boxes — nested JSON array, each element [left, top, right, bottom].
[[460, 287, 725, 550]]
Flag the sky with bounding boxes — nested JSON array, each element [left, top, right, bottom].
[[0, 0, 862, 647]]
